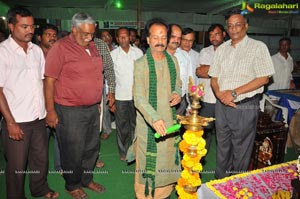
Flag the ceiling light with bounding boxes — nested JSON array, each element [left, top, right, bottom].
[[115, 1, 122, 9]]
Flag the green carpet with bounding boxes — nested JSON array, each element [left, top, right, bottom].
[[0, 130, 297, 199]]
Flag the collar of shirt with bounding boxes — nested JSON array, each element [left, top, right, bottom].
[[117, 45, 132, 54], [276, 52, 293, 62], [69, 34, 96, 51], [205, 45, 215, 54], [8, 35, 34, 52], [228, 35, 248, 48]]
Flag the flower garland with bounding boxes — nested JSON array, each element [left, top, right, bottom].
[[176, 84, 207, 199], [176, 129, 207, 199]]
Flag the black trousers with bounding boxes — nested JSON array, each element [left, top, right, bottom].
[[215, 98, 259, 179], [114, 100, 136, 157], [176, 95, 188, 116], [55, 103, 100, 191], [2, 119, 51, 199], [199, 101, 215, 152]]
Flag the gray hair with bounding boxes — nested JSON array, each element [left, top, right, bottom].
[[71, 12, 95, 28]]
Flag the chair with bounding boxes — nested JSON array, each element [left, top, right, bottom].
[[248, 94, 289, 170], [259, 94, 288, 126]]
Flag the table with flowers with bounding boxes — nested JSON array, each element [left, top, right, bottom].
[[197, 160, 298, 198], [176, 79, 298, 198]]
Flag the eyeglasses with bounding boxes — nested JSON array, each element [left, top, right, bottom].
[[181, 38, 194, 43], [227, 22, 245, 30], [80, 32, 94, 38], [77, 28, 95, 38]]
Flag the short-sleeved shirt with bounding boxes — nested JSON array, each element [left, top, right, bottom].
[[199, 45, 216, 104], [268, 52, 294, 90], [45, 34, 103, 106], [0, 36, 46, 122], [209, 35, 275, 102], [111, 46, 143, 100]]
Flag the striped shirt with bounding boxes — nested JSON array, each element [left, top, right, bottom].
[[209, 35, 274, 102]]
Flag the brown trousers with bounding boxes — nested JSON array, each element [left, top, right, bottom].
[[1, 119, 51, 199]]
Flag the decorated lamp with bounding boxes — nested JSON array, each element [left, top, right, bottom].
[[176, 77, 215, 199]]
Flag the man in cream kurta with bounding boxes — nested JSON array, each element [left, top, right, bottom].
[[132, 18, 182, 199]]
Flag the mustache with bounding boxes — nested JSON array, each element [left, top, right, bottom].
[[49, 39, 56, 43], [171, 42, 179, 45], [155, 44, 165, 47], [25, 33, 33, 37]]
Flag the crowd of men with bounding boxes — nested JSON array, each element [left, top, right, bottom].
[[0, 5, 297, 199]]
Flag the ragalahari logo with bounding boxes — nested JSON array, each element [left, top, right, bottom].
[[240, 1, 254, 15]]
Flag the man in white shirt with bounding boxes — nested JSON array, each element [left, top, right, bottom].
[[196, 24, 226, 152], [0, 6, 58, 199], [111, 27, 143, 161], [180, 27, 201, 85], [268, 37, 295, 90], [166, 24, 192, 116], [129, 28, 138, 46]]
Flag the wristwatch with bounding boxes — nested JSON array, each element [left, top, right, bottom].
[[231, 90, 237, 99]]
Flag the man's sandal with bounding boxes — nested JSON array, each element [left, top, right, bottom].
[[85, 181, 106, 194], [66, 188, 87, 199], [96, 160, 105, 168], [44, 190, 59, 199]]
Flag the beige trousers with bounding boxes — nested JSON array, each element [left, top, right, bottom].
[[134, 180, 174, 199], [134, 149, 174, 199]]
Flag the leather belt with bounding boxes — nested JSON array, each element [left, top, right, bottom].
[[73, 104, 97, 108], [235, 94, 260, 105]]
